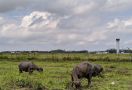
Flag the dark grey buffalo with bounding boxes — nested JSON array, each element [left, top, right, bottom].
[[18, 61, 43, 74], [71, 61, 103, 89]]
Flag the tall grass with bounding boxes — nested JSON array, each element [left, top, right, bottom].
[[0, 53, 131, 89], [0, 61, 131, 90], [0, 53, 131, 62]]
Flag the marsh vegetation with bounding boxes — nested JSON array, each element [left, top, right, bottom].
[[0, 53, 131, 90]]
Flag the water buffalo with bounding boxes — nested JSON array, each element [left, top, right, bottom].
[[71, 61, 103, 89], [18, 61, 43, 74]]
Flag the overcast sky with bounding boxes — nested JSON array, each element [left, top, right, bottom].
[[0, 0, 132, 51]]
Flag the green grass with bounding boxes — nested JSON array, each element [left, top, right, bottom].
[[0, 60, 131, 90], [0, 53, 132, 62]]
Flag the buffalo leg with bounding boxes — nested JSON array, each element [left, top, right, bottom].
[[88, 77, 92, 87], [28, 68, 33, 74], [71, 75, 74, 87], [87, 73, 92, 87], [19, 69, 23, 73], [29, 70, 33, 74]]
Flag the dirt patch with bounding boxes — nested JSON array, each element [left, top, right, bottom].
[[109, 65, 116, 69], [105, 68, 113, 72], [104, 65, 117, 72], [105, 66, 132, 76], [116, 69, 132, 76], [15, 88, 30, 90]]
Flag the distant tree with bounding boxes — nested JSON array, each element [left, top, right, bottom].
[[106, 49, 116, 53], [77, 50, 88, 53], [49, 49, 88, 53], [50, 49, 66, 53], [121, 49, 132, 53]]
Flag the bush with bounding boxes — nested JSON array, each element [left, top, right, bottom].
[[0, 74, 47, 90]]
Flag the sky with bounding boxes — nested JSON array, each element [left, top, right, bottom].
[[0, 0, 132, 51]]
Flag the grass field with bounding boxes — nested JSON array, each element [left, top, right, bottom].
[[0, 53, 131, 90], [0, 53, 132, 62]]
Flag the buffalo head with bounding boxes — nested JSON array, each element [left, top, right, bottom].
[[73, 80, 81, 89], [92, 64, 103, 77], [37, 67, 43, 72]]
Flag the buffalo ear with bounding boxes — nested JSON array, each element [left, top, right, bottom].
[[94, 66, 98, 72]]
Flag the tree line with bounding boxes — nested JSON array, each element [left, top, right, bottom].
[[0, 49, 132, 54]]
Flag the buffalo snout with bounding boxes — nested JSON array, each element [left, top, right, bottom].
[[37, 67, 43, 72]]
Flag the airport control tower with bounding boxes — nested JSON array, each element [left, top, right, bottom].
[[116, 38, 120, 54]]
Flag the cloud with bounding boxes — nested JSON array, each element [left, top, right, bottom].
[[0, 0, 132, 50], [0, 11, 107, 50], [58, 15, 100, 30], [107, 19, 122, 29], [0, 17, 3, 21], [1, 10, 132, 50], [0, 11, 60, 39], [103, 0, 132, 12], [21, 11, 59, 30], [72, 1, 98, 15], [0, 0, 29, 13], [107, 18, 132, 33], [0, 0, 106, 15], [0, 17, 5, 25]]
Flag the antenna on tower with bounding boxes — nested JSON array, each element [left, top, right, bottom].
[[116, 38, 120, 54]]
